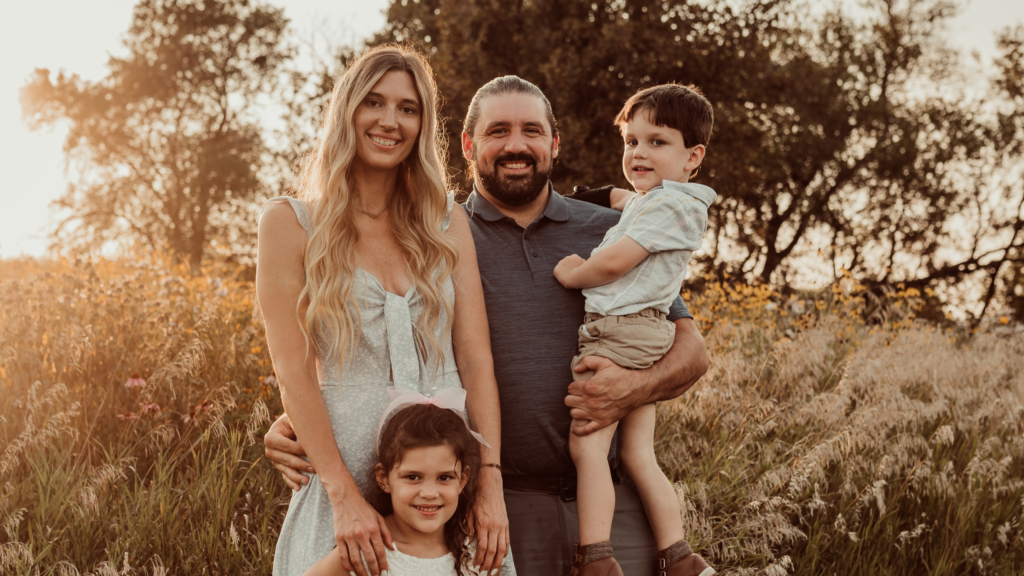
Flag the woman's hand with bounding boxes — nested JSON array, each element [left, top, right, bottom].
[[264, 414, 314, 490], [331, 491, 394, 576], [468, 467, 509, 574]]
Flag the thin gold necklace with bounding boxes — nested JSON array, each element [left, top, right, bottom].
[[358, 206, 388, 219]]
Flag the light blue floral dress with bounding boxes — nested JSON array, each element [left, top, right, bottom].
[[265, 194, 515, 576]]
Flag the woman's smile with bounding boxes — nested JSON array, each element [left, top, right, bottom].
[[368, 133, 400, 148], [352, 69, 422, 172]]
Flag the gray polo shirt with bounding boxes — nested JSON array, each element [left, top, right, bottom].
[[462, 184, 692, 478]]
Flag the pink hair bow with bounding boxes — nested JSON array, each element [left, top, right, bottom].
[[375, 386, 490, 453]]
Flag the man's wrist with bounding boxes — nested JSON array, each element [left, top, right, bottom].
[[629, 367, 662, 408]]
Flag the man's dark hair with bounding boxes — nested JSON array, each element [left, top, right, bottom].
[[463, 75, 558, 138], [614, 83, 713, 148]]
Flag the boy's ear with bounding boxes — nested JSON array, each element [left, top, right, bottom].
[[685, 144, 706, 175], [375, 463, 391, 493]]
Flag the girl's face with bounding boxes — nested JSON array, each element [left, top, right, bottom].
[[352, 69, 423, 174], [376, 444, 469, 539]]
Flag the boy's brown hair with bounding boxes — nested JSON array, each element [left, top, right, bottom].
[[615, 83, 714, 149]]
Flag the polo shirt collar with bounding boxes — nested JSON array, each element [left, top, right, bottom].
[[465, 181, 569, 223]]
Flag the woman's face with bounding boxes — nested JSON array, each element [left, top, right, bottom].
[[352, 69, 423, 173], [376, 444, 469, 539]]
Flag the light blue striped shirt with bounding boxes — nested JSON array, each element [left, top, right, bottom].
[[583, 180, 716, 316]]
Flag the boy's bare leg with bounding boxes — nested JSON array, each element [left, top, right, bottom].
[[619, 404, 686, 550], [569, 416, 619, 546]]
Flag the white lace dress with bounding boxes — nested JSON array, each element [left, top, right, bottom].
[[381, 541, 513, 576], [265, 194, 515, 576]]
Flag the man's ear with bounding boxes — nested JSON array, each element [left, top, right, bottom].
[[552, 135, 560, 159], [461, 132, 473, 161], [375, 463, 391, 493]]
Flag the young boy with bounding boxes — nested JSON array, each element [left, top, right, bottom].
[[553, 84, 717, 576]]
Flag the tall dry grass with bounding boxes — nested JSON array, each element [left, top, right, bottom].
[[1, 258, 1022, 574], [662, 281, 1024, 574], [1, 256, 283, 574]]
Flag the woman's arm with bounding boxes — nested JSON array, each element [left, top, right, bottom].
[[446, 206, 509, 574], [257, 202, 391, 576]]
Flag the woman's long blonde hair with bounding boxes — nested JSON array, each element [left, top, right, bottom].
[[298, 45, 458, 372]]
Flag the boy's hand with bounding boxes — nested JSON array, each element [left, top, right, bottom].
[[554, 254, 586, 288]]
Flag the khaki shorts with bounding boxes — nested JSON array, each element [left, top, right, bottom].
[[571, 308, 676, 381]]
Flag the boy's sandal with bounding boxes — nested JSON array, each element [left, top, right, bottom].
[[568, 541, 625, 576], [657, 541, 716, 576]]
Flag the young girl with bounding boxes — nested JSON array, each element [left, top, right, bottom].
[[303, 388, 517, 576]]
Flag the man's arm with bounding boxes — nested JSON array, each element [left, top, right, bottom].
[[564, 317, 709, 435], [265, 413, 311, 490], [569, 185, 637, 211]]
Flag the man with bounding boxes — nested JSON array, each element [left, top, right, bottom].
[[265, 76, 709, 576]]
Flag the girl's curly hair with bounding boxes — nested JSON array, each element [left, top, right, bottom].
[[369, 403, 481, 575]]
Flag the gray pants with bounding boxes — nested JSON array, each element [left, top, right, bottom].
[[504, 478, 657, 576]]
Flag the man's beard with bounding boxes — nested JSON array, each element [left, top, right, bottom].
[[473, 150, 552, 207]]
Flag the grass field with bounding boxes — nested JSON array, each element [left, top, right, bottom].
[[1, 257, 1022, 575]]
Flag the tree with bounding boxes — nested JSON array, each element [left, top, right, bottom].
[[370, 0, 1022, 315], [983, 25, 1024, 322], [21, 0, 292, 269]]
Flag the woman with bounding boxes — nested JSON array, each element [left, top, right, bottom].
[[257, 45, 509, 576]]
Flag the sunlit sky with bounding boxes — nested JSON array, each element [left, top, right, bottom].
[[1, 0, 1022, 258]]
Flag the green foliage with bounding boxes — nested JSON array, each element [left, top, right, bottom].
[[19, 0, 293, 269], [370, 0, 1023, 314]]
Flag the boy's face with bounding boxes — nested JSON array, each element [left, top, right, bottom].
[[621, 110, 705, 192]]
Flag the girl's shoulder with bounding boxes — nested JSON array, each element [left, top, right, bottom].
[[383, 545, 456, 575], [383, 540, 516, 575]]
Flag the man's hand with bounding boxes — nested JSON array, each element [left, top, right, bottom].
[[567, 318, 710, 435], [264, 414, 315, 490], [609, 187, 637, 211], [554, 254, 586, 288], [565, 356, 647, 435], [467, 467, 509, 574]]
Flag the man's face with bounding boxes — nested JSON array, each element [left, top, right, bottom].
[[462, 93, 559, 207]]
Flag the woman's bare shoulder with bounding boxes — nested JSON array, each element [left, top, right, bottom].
[[444, 201, 472, 239], [258, 201, 307, 269], [260, 201, 307, 243]]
